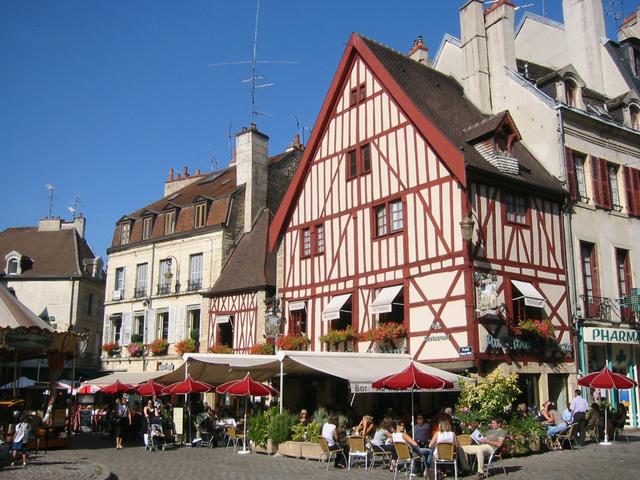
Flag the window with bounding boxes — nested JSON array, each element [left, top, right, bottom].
[[505, 194, 528, 225], [135, 263, 148, 297], [349, 83, 366, 106], [580, 242, 601, 318], [87, 294, 93, 315], [289, 309, 307, 336], [631, 105, 640, 130], [592, 158, 612, 209], [111, 315, 122, 343], [120, 222, 131, 244], [374, 199, 403, 237], [564, 79, 578, 107], [195, 203, 207, 228], [6, 258, 18, 275], [188, 308, 201, 341], [301, 228, 312, 257], [347, 149, 357, 179], [157, 311, 169, 340], [623, 165, 640, 216], [315, 224, 325, 254], [114, 267, 125, 298], [350, 88, 358, 106], [566, 148, 589, 202], [164, 210, 176, 235], [218, 316, 234, 347], [609, 164, 622, 210], [133, 313, 145, 338], [359, 83, 366, 102], [158, 259, 171, 294], [616, 249, 633, 321], [574, 153, 588, 201], [361, 144, 371, 174], [188, 253, 203, 291], [142, 216, 153, 240]]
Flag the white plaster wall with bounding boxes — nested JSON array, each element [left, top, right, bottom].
[[432, 40, 464, 84], [6, 279, 73, 330], [515, 17, 568, 69]]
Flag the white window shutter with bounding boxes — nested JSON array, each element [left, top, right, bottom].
[[103, 314, 110, 345], [167, 306, 177, 344], [122, 312, 132, 345], [117, 319, 123, 344], [176, 307, 185, 342], [146, 309, 156, 343]]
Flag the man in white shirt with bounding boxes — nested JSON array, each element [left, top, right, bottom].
[[570, 389, 589, 446]]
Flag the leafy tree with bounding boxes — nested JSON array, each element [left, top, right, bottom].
[[456, 368, 521, 422]]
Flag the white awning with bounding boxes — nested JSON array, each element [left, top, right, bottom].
[[288, 301, 306, 312], [215, 315, 231, 324], [87, 371, 165, 386], [321, 294, 352, 321], [370, 285, 403, 314], [511, 280, 546, 309]]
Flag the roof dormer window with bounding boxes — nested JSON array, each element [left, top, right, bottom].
[[4, 251, 22, 275], [564, 79, 578, 107], [630, 105, 640, 130], [120, 221, 131, 245]]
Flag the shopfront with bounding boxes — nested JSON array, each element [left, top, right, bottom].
[[580, 326, 639, 427]]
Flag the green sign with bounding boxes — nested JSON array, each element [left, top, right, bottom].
[[583, 327, 639, 344]]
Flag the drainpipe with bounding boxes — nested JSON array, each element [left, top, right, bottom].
[[143, 244, 157, 372], [556, 105, 584, 384]]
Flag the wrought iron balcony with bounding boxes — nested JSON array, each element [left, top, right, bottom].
[[156, 284, 171, 295], [580, 295, 635, 323], [187, 279, 202, 291], [134, 287, 147, 299]]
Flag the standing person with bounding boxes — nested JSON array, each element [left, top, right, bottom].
[[570, 389, 589, 446], [321, 414, 346, 468], [114, 397, 132, 449], [11, 415, 30, 466], [460, 417, 507, 480]]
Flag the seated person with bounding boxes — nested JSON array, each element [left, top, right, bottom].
[[612, 403, 628, 431], [370, 419, 393, 453], [298, 409, 310, 426], [562, 408, 573, 425], [394, 421, 432, 474], [322, 414, 346, 468], [353, 415, 374, 437], [460, 417, 507, 480], [412, 414, 430, 447], [544, 402, 568, 439]]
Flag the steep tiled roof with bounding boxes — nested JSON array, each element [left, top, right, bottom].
[[205, 209, 275, 296], [0, 227, 98, 278], [360, 36, 564, 193]]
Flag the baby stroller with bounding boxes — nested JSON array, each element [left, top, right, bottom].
[[144, 420, 166, 452]]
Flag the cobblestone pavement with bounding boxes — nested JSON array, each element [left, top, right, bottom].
[[0, 452, 106, 480], [5, 433, 640, 480]]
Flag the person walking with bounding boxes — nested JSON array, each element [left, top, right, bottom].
[[114, 397, 132, 449], [570, 389, 589, 446], [11, 415, 30, 466]]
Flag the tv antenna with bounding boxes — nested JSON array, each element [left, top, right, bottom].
[[484, 1, 534, 11], [208, 150, 218, 171], [68, 194, 81, 218], [46, 184, 55, 218], [228, 121, 234, 159], [209, 0, 298, 122], [295, 115, 311, 145]]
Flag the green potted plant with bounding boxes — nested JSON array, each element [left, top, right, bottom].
[[149, 338, 169, 356], [126, 342, 144, 357], [248, 407, 278, 454], [269, 411, 299, 457], [250, 342, 275, 355], [319, 326, 356, 351], [275, 334, 310, 351], [102, 342, 120, 357], [174, 338, 197, 356]]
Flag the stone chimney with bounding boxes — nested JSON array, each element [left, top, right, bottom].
[[163, 165, 203, 197], [408, 36, 429, 64], [38, 215, 86, 238], [618, 7, 640, 41], [485, 0, 517, 113], [460, 0, 492, 113], [235, 124, 269, 233], [562, 0, 606, 93]]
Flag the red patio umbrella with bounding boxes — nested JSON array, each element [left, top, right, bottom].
[[74, 383, 100, 395], [372, 362, 455, 430], [98, 379, 136, 394], [136, 379, 167, 396], [161, 375, 212, 395], [578, 366, 637, 445], [216, 373, 279, 454]]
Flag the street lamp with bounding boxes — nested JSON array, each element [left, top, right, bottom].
[[460, 214, 475, 243], [163, 256, 181, 294]]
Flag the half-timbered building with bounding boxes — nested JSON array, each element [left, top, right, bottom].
[[269, 33, 573, 407]]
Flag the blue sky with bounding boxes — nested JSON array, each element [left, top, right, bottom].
[[0, 1, 625, 259]]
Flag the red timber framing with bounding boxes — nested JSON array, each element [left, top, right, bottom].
[[270, 33, 570, 368], [208, 292, 259, 352]]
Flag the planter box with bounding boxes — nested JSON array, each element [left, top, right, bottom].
[[277, 440, 303, 458], [252, 439, 277, 455], [300, 441, 322, 460]]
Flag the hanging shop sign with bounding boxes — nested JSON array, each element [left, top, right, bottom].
[[583, 327, 640, 345]]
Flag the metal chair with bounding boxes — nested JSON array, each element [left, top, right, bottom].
[[433, 442, 458, 480], [393, 442, 421, 480], [457, 434, 472, 447], [368, 443, 392, 470], [485, 446, 507, 477], [557, 423, 579, 450], [613, 422, 629, 443], [225, 425, 242, 451], [347, 436, 368, 469], [318, 437, 347, 471]]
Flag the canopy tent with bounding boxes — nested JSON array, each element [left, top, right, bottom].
[[86, 371, 165, 386], [511, 280, 546, 308], [0, 283, 54, 331], [0, 376, 35, 390]]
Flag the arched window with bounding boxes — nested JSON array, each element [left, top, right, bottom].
[[6, 258, 18, 275], [564, 79, 578, 107], [630, 105, 640, 130]]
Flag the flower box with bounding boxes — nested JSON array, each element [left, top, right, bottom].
[[517, 319, 555, 339], [149, 339, 169, 356], [277, 440, 303, 458], [102, 342, 120, 357], [300, 441, 322, 460], [208, 344, 233, 354], [359, 322, 407, 342], [174, 338, 197, 356], [252, 439, 277, 455], [126, 342, 144, 358], [250, 342, 275, 355], [276, 334, 310, 351]]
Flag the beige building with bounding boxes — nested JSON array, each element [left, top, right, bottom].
[[0, 216, 105, 368], [102, 127, 302, 375], [434, 0, 640, 422]]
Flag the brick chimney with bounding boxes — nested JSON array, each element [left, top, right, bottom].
[[408, 36, 429, 64], [460, 0, 492, 113], [163, 165, 203, 197], [562, 0, 606, 93], [235, 124, 269, 232], [618, 7, 640, 41], [485, 0, 517, 113]]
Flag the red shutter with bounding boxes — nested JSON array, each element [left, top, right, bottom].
[[623, 166, 636, 216], [565, 147, 577, 200], [634, 168, 640, 217], [590, 246, 601, 299], [599, 158, 612, 210], [591, 157, 602, 206]]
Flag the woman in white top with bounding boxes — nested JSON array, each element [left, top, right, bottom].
[[321, 414, 345, 468], [371, 419, 393, 453], [392, 421, 432, 474], [428, 418, 457, 458]]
